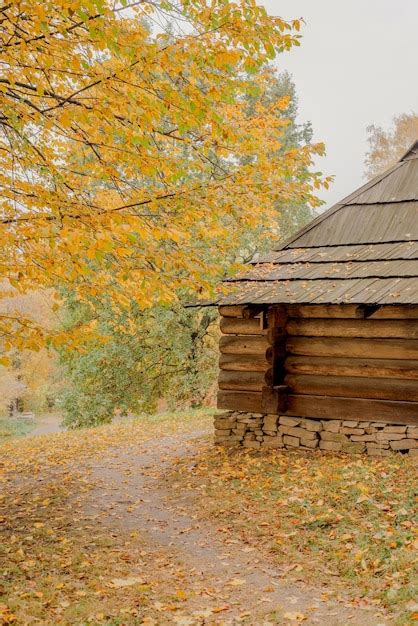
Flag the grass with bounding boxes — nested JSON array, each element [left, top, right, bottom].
[[0, 415, 37, 440], [167, 442, 418, 624]]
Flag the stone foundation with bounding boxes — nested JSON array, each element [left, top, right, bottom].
[[214, 412, 418, 457]]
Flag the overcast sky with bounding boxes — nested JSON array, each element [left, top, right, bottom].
[[261, 0, 418, 209]]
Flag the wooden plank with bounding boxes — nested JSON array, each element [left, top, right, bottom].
[[217, 390, 262, 412], [287, 318, 418, 339], [219, 353, 269, 372], [218, 370, 266, 392], [287, 304, 418, 319], [220, 317, 265, 336], [285, 356, 418, 380], [286, 336, 418, 360], [285, 374, 418, 402], [219, 335, 268, 355], [286, 395, 418, 425]]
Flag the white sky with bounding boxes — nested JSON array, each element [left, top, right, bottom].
[[262, 0, 418, 209]]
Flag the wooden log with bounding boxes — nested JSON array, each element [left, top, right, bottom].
[[287, 318, 418, 339], [287, 305, 359, 319], [286, 336, 418, 360], [218, 305, 248, 317], [217, 390, 263, 412], [219, 353, 269, 372], [219, 335, 268, 355], [264, 367, 274, 386], [218, 370, 266, 392], [285, 374, 418, 402], [287, 304, 418, 319], [242, 305, 264, 319], [262, 385, 288, 414], [285, 356, 418, 380], [219, 305, 264, 319], [286, 395, 418, 425], [220, 317, 265, 336], [267, 325, 287, 344], [267, 305, 287, 330], [266, 345, 286, 363], [266, 305, 288, 387]]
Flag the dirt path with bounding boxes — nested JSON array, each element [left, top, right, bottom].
[[83, 431, 390, 625], [30, 413, 64, 436]]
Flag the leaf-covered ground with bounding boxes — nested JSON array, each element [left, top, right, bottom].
[[167, 439, 417, 624], [1, 410, 417, 625]]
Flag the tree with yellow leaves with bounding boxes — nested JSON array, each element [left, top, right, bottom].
[[0, 0, 327, 352], [365, 112, 418, 178]]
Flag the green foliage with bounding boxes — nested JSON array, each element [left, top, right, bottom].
[[60, 299, 218, 428]]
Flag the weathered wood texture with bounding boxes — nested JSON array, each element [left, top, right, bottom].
[[287, 318, 418, 338], [286, 336, 418, 359], [217, 306, 270, 412], [285, 356, 418, 380], [217, 303, 418, 423], [219, 305, 264, 319], [218, 305, 248, 317], [261, 385, 288, 413], [286, 395, 418, 425], [219, 335, 268, 355], [283, 304, 418, 424], [285, 374, 418, 402], [220, 317, 265, 335], [217, 390, 262, 412], [287, 304, 418, 319], [219, 353, 269, 372], [219, 370, 266, 391]]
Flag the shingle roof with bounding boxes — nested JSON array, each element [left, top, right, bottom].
[[217, 140, 418, 306]]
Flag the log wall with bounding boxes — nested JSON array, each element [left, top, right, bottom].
[[217, 303, 418, 426], [284, 304, 418, 425], [217, 305, 268, 412]]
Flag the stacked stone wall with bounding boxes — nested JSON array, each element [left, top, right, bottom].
[[214, 412, 418, 457]]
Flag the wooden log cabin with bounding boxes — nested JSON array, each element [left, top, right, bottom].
[[212, 141, 418, 455]]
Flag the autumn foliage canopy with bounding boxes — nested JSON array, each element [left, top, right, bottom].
[[0, 0, 327, 349]]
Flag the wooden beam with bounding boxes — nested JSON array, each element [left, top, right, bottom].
[[285, 356, 418, 380], [219, 353, 269, 372], [217, 390, 263, 412], [266, 305, 288, 388], [220, 317, 266, 336], [218, 370, 266, 392], [287, 304, 418, 320], [287, 318, 418, 339], [285, 374, 418, 402], [286, 394, 418, 425], [261, 385, 288, 414], [219, 335, 268, 355], [286, 336, 418, 360]]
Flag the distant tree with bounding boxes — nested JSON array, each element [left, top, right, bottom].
[[365, 113, 418, 178], [59, 297, 218, 427]]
